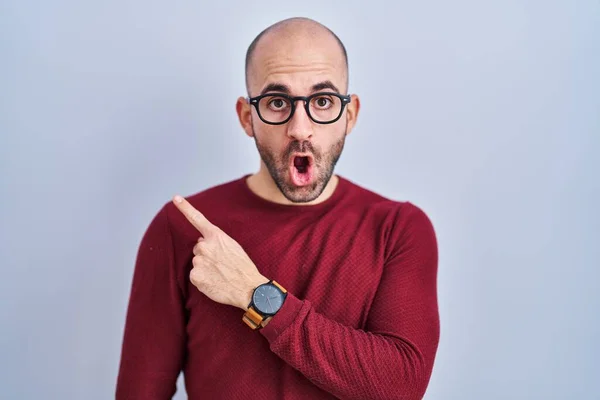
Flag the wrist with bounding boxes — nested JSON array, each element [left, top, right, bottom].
[[239, 275, 269, 310], [242, 279, 288, 330]]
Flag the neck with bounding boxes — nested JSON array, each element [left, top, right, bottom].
[[246, 165, 339, 206]]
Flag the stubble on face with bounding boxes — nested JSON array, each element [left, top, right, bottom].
[[253, 125, 346, 203]]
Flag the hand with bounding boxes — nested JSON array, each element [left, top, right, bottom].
[[172, 195, 269, 310]]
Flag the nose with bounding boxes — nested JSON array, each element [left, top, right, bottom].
[[286, 100, 313, 141]]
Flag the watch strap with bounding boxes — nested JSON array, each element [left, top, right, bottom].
[[271, 280, 287, 294], [242, 306, 264, 330]]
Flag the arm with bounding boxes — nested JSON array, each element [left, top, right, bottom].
[[259, 204, 440, 400], [116, 206, 186, 399]]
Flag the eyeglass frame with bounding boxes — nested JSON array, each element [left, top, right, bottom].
[[246, 92, 352, 125]]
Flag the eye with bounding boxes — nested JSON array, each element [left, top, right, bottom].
[[312, 96, 333, 109], [267, 97, 290, 111]]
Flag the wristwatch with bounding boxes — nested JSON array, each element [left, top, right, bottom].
[[243, 280, 287, 330]]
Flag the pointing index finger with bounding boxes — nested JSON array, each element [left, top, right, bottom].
[[173, 195, 213, 235]]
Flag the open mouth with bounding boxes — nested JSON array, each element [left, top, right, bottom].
[[294, 156, 310, 174], [290, 154, 314, 186]]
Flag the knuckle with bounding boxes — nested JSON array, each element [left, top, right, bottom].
[[189, 267, 202, 284], [194, 241, 207, 254], [192, 256, 202, 268]]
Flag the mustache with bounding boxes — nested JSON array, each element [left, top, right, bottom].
[[284, 141, 319, 160]]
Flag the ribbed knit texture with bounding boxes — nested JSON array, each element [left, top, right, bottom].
[[116, 174, 440, 400]]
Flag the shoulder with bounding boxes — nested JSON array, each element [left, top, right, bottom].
[[339, 176, 437, 250], [340, 175, 435, 226], [179, 176, 243, 205]]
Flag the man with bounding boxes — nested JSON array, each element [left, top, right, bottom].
[[116, 17, 440, 400]]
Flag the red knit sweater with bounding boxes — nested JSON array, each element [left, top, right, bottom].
[[116, 174, 440, 400]]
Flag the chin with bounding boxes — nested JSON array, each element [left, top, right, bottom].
[[281, 186, 323, 203], [278, 170, 332, 203]]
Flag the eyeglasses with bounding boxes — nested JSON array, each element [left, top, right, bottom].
[[247, 92, 352, 125]]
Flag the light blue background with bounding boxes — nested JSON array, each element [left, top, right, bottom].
[[1, 1, 598, 399]]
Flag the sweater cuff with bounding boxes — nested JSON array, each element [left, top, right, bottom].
[[260, 292, 303, 343]]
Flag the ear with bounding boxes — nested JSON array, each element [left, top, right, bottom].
[[344, 94, 361, 135], [236, 96, 254, 138]]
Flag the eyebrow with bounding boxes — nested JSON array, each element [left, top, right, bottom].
[[260, 83, 291, 95], [311, 80, 340, 93], [259, 80, 341, 96]]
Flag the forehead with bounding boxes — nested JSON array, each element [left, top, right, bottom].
[[248, 32, 347, 95]]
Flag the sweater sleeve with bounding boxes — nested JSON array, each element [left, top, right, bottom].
[[116, 206, 186, 399], [259, 204, 440, 400]]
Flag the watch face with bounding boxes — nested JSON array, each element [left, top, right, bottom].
[[253, 284, 284, 315]]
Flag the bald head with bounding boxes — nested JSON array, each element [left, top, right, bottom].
[[244, 18, 349, 94]]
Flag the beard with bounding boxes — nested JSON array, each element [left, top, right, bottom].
[[252, 124, 347, 203]]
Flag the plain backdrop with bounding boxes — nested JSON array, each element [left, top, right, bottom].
[[1, 1, 599, 399]]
